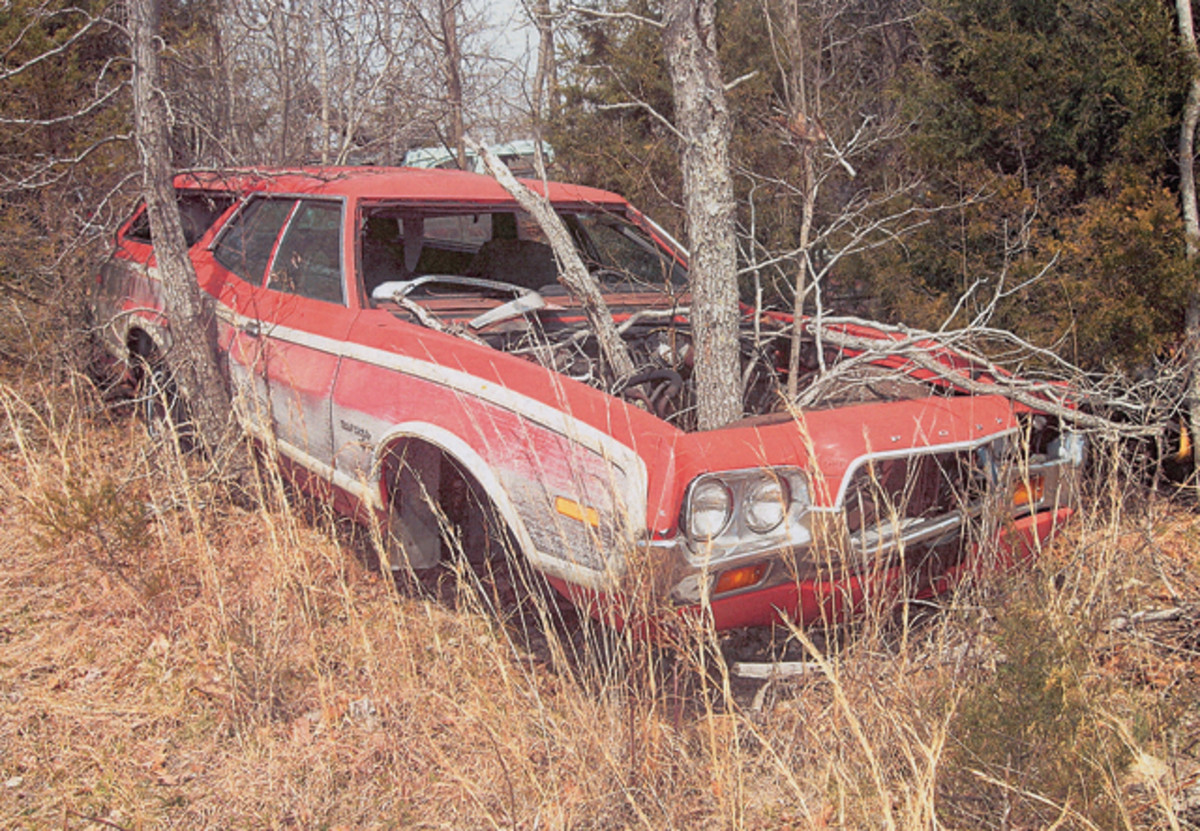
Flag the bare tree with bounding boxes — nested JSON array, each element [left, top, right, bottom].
[[129, 0, 248, 480], [780, 0, 820, 401], [441, 0, 466, 167], [661, 0, 743, 429], [412, 0, 468, 166], [143, 0, 518, 169], [1178, 0, 1200, 472], [524, 0, 558, 178], [738, 0, 926, 396], [532, 0, 559, 121]]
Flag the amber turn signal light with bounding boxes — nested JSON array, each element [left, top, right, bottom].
[[1013, 475, 1045, 507], [714, 563, 768, 595], [554, 496, 599, 528]]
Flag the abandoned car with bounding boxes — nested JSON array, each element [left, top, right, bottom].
[[93, 167, 1086, 631]]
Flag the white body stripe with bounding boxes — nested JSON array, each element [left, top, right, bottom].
[[218, 304, 648, 590]]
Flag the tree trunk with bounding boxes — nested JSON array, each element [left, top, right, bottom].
[[1177, 0, 1200, 475], [661, 0, 743, 430], [783, 0, 815, 400], [271, 4, 291, 164], [129, 0, 248, 481], [440, 0, 466, 169], [313, 0, 331, 164], [786, 143, 816, 400], [533, 0, 557, 121], [530, 0, 556, 178]]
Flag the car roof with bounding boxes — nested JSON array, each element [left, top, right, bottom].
[[172, 166, 629, 208]]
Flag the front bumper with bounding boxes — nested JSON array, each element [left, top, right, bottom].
[[684, 507, 1073, 630], [648, 428, 1085, 630]]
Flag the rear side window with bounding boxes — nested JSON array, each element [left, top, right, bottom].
[[267, 200, 345, 305], [213, 197, 296, 284], [123, 192, 236, 248], [179, 193, 236, 245], [124, 208, 152, 244]]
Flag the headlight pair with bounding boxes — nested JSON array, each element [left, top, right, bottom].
[[684, 468, 809, 545]]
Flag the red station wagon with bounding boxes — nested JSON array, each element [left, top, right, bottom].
[[93, 167, 1086, 631]]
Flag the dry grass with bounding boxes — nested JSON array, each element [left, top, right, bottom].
[[1, 369, 1199, 830]]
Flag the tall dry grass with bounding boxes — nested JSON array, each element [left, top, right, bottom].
[[1, 369, 1198, 829]]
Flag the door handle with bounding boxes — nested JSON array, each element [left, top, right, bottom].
[[239, 320, 261, 338]]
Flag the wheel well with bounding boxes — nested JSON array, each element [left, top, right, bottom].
[[379, 437, 513, 566], [127, 329, 157, 361]]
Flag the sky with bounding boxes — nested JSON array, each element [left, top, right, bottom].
[[484, 0, 536, 65]]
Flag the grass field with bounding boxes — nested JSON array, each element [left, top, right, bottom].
[[1, 366, 1198, 829]]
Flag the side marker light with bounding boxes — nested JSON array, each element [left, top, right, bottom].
[[555, 496, 599, 528]]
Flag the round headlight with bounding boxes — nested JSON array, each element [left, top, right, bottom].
[[744, 476, 789, 533], [688, 479, 733, 540]]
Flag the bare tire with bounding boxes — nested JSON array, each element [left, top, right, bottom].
[[136, 354, 192, 446]]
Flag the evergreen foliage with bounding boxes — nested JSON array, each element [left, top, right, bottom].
[[552, 0, 1195, 371], [892, 0, 1192, 369], [0, 0, 131, 365], [552, 0, 683, 237]]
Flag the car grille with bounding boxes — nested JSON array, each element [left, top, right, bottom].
[[841, 447, 992, 539]]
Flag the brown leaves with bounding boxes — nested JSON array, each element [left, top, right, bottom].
[[774, 111, 829, 144]]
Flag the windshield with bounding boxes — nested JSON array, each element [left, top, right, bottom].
[[359, 205, 686, 300], [564, 211, 688, 290]]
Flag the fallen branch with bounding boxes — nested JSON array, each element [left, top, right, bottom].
[[467, 136, 638, 384], [806, 318, 1163, 437], [1108, 606, 1192, 632], [732, 660, 823, 680]]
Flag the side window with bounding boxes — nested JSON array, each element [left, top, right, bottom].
[[179, 192, 236, 246], [122, 192, 236, 247], [570, 212, 687, 287], [124, 205, 152, 244], [267, 200, 344, 305], [213, 197, 296, 284]]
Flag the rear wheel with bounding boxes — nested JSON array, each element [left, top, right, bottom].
[[135, 352, 192, 446]]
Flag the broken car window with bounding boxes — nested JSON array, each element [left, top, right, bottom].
[[124, 191, 237, 248], [213, 197, 296, 285], [567, 212, 687, 289], [267, 199, 345, 305], [359, 207, 684, 300]]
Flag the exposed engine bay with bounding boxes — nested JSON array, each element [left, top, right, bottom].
[[371, 274, 945, 433], [361, 203, 948, 431]]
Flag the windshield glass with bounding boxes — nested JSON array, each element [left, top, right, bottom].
[[565, 211, 687, 289], [360, 205, 686, 299]]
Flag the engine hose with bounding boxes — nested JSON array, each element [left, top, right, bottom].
[[614, 367, 684, 397]]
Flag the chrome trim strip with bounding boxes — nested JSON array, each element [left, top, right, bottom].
[[824, 429, 1017, 510]]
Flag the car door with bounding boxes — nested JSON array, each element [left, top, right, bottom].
[[255, 197, 352, 470], [207, 196, 296, 438], [209, 195, 353, 473]]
